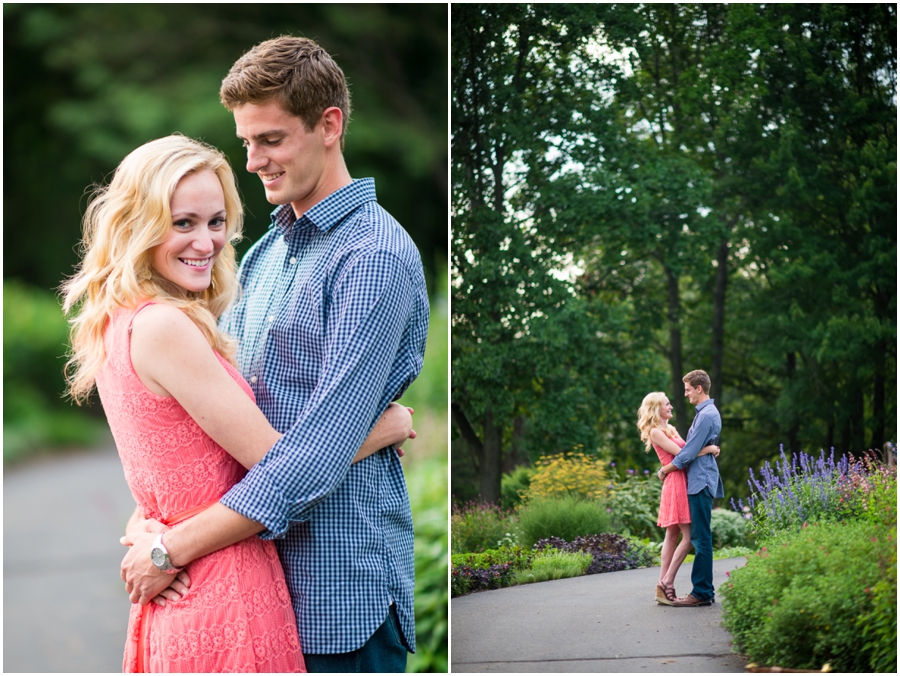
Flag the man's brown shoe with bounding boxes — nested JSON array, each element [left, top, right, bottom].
[[673, 594, 712, 607]]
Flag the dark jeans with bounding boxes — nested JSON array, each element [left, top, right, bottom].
[[688, 487, 715, 601], [303, 605, 409, 673]]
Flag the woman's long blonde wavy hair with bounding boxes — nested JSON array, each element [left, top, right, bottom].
[[637, 392, 678, 452], [61, 134, 244, 404]]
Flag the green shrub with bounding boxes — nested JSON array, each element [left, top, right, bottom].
[[722, 520, 896, 672], [858, 540, 897, 673], [451, 546, 532, 572], [500, 465, 534, 510], [534, 533, 657, 574], [407, 453, 448, 673], [848, 457, 897, 529], [713, 546, 753, 560], [516, 496, 613, 550], [515, 550, 592, 584], [856, 465, 897, 673], [397, 299, 447, 413], [3, 280, 108, 462], [450, 501, 516, 554], [711, 508, 753, 549], [450, 547, 529, 597], [607, 473, 662, 541]]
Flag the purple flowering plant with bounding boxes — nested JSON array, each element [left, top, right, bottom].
[[731, 446, 897, 540]]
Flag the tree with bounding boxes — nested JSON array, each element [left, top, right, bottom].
[[3, 4, 447, 295], [451, 4, 650, 502]]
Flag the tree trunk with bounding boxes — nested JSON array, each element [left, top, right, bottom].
[[785, 352, 800, 456], [665, 265, 687, 436], [839, 387, 865, 455], [451, 402, 504, 504], [870, 345, 885, 451], [850, 387, 865, 454], [710, 237, 728, 406], [479, 408, 503, 503], [504, 415, 527, 473]]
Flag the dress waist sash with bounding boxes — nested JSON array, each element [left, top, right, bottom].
[[135, 501, 216, 673]]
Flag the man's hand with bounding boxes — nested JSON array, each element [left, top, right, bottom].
[[120, 530, 177, 606], [126, 514, 166, 537], [151, 570, 191, 607]]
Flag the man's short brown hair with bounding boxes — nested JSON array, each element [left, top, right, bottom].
[[682, 369, 711, 394], [219, 36, 351, 150]]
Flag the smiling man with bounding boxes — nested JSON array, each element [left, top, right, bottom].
[[119, 36, 429, 672], [657, 369, 724, 607]]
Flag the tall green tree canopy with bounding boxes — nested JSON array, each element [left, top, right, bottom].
[[4, 3, 447, 295], [451, 3, 896, 503]]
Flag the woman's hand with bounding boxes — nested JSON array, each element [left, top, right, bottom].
[[383, 402, 415, 455], [700, 444, 720, 458], [396, 422, 417, 457], [353, 402, 416, 463]]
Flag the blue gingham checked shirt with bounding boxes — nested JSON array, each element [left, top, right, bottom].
[[218, 178, 429, 654], [671, 398, 725, 498]]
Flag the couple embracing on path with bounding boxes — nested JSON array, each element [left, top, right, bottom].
[[62, 36, 429, 673], [637, 370, 725, 608]]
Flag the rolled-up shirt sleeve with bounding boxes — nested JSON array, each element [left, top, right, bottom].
[[220, 249, 415, 538], [672, 412, 713, 470]]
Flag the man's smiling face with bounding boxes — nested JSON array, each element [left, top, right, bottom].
[[684, 382, 705, 405], [234, 99, 328, 215]]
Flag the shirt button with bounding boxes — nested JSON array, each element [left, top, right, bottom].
[[289, 257, 297, 265], [267, 315, 275, 322], [250, 375, 258, 384]]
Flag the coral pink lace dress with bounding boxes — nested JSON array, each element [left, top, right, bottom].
[[96, 303, 305, 673], [653, 436, 691, 527]]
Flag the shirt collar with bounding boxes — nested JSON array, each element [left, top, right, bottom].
[[695, 398, 715, 412], [269, 178, 377, 238]]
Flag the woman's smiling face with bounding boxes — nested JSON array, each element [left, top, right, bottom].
[[660, 396, 673, 421], [150, 169, 227, 293]]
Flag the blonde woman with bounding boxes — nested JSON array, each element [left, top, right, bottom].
[[637, 392, 719, 606], [61, 135, 413, 672]]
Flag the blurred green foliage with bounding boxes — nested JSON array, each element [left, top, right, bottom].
[[722, 520, 896, 672], [4, 3, 447, 296], [451, 3, 896, 507], [397, 269, 448, 416], [406, 451, 449, 673], [4, 7, 448, 658], [3, 280, 109, 461], [515, 496, 613, 550], [607, 473, 663, 542], [450, 501, 516, 555], [709, 508, 753, 550]]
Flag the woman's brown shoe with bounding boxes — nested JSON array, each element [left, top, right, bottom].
[[655, 584, 675, 606]]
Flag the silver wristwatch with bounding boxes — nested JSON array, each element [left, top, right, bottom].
[[150, 532, 183, 574]]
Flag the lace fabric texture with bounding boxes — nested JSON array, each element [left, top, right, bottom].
[[653, 437, 692, 527], [96, 303, 305, 673]]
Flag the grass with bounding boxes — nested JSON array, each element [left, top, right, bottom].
[[514, 550, 592, 584]]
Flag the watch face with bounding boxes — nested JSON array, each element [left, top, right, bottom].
[[151, 547, 167, 568]]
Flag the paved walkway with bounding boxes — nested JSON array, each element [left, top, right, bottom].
[[451, 556, 749, 673], [4, 445, 135, 673]]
